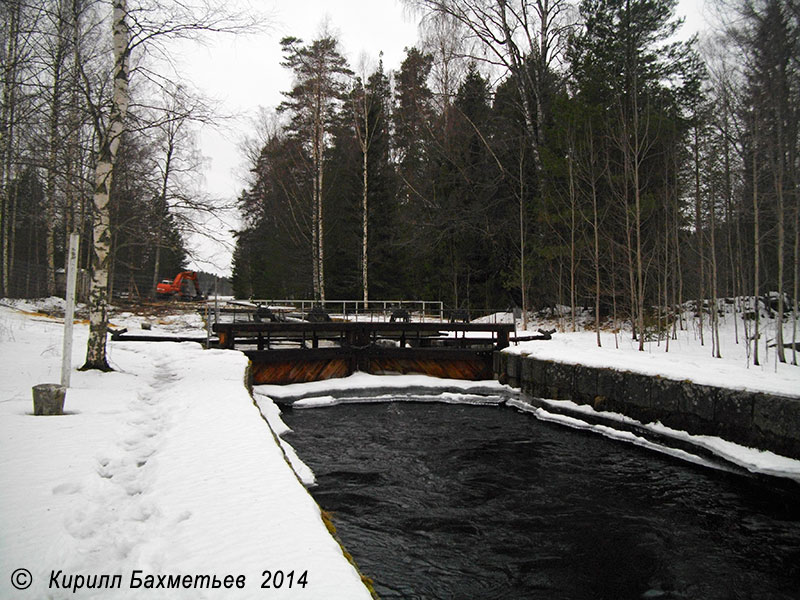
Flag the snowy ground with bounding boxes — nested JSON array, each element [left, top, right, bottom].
[[506, 303, 800, 398], [0, 301, 372, 599]]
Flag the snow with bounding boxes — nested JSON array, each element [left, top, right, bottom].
[[646, 421, 800, 480], [0, 302, 372, 599], [506, 307, 800, 398], [507, 399, 726, 472], [255, 371, 511, 404], [508, 398, 800, 483], [286, 391, 508, 409]]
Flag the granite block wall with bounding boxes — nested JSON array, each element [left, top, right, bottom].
[[495, 353, 800, 460]]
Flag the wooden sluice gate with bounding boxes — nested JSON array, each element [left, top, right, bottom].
[[211, 321, 516, 385]]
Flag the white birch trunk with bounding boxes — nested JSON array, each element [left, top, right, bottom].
[[83, 0, 129, 371]]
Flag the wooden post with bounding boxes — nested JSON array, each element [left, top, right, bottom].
[[496, 328, 510, 350], [214, 277, 219, 324], [205, 300, 210, 349], [61, 233, 79, 387]]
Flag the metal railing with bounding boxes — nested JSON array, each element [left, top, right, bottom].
[[210, 299, 525, 328], [223, 299, 445, 323]]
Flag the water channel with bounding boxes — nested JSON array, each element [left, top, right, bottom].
[[281, 401, 800, 600]]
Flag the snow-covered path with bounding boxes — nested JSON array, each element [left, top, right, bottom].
[[0, 307, 371, 599]]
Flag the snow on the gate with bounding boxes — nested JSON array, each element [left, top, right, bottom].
[[0, 304, 371, 599]]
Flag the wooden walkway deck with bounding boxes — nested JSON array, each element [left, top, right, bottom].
[[212, 321, 515, 385]]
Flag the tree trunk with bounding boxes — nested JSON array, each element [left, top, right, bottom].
[[633, 115, 645, 352], [317, 123, 325, 302], [673, 153, 684, 335], [589, 134, 601, 347], [518, 147, 528, 331], [664, 180, 671, 353], [774, 118, 786, 363], [311, 83, 325, 303], [1, 1, 21, 297], [359, 86, 369, 304], [66, 0, 84, 243], [792, 184, 798, 366], [567, 147, 577, 332], [82, 0, 129, 371], [46, 36, 67, 297], [752, 119, 761, 367], [722, 96, 739, 345], [710, 181, 721, 358], [622, 144, 636, 342], [151, 142, 173, 296], [693, 117, 705, 347]]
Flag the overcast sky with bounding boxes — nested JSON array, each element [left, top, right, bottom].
[[177, 0, 709, 276]]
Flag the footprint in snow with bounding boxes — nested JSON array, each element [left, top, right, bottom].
[[52, 482, 82, 495]]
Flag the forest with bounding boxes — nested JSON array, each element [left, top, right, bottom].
[[232, 0, 799, 360], [1, 0, 798, 367], [0, 0, 246, 304], [1, 0, 257, 367]]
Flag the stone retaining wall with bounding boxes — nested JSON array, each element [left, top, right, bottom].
[[494, 352, 800, 460]]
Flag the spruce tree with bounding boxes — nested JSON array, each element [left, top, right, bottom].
[[569, 0, 699, 349], [394, 47, 436, 297]]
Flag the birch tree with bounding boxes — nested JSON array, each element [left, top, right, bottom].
[[352, 64, 372, 304], [82, 0, 129, 371], [78, 1, 259, 369]]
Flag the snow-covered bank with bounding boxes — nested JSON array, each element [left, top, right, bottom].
[[0, 304, 371, 599], [506, 313, 800, 398]]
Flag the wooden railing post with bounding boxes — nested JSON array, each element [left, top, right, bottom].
[[496, 327, 509, 350]]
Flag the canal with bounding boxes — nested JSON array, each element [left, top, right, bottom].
[[281, 401, 800, 600]]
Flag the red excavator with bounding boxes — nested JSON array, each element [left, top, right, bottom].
[[156, 271, 203, 300]]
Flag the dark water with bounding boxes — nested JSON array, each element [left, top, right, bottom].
[[281, 402, 800, 600]]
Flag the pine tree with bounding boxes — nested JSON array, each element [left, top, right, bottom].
[[278, 35, 352, 302]]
